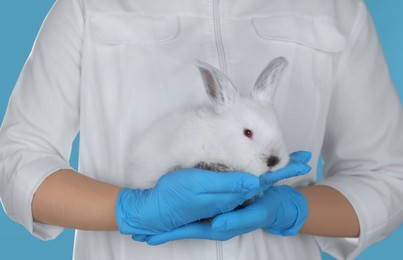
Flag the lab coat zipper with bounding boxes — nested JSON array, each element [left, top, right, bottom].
[[213, 0, 225, 259], [216, 241, 223, 260], [213, 0, 227, 75]]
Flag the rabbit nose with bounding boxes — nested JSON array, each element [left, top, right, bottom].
[[266, 155, 280, 168]]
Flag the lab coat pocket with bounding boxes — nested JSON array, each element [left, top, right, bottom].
[[251, 14, 346, 53], [251, 14, 346, 150], [89, 13, 180, 44]]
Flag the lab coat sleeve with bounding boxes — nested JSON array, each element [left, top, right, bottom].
[[314, 1, 403, 259], [0, 0, 83, 240]]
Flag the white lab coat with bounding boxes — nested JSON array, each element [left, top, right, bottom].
[[1, 0, 402, 259]]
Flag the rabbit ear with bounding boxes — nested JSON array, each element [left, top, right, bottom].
[[252, 57, 288, 106], [196, 59, 239, 107]]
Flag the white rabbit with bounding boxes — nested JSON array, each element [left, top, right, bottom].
[[127, 57, 289, 189]]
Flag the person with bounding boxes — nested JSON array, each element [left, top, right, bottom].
[[0, 0, 402, 259]]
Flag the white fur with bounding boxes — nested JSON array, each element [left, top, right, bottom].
[[127, 57, 289, 189]]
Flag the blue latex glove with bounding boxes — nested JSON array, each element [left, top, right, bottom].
[[116, 168, 261, 235], [213, 185, 308, 236], [133, 185, 308, 245], [259, 151, 312, 191], [132, 151, 311, 245]]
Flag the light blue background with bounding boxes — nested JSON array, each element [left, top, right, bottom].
[[0, 1, 402, 259]]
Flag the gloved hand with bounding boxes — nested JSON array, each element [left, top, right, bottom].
[[259, 151, 312, 191], [213, 185, 308, 236], [116, 168, 261, 235], [133, 185, 308, 245], [132, 151, 311, 245]]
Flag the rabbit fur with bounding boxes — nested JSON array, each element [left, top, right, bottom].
[[127, 57, 289, 189]]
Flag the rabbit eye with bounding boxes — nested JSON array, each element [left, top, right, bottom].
[[243, 128, 253, 139]]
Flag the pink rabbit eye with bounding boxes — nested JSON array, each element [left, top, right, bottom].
[[243, 129, 253, 139]]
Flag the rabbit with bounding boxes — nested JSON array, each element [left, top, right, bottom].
[[127, 57, 290, 190]]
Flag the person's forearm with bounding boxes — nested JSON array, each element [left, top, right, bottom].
[[297, 185, 360, 237], [32, 169, 121, 230]]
